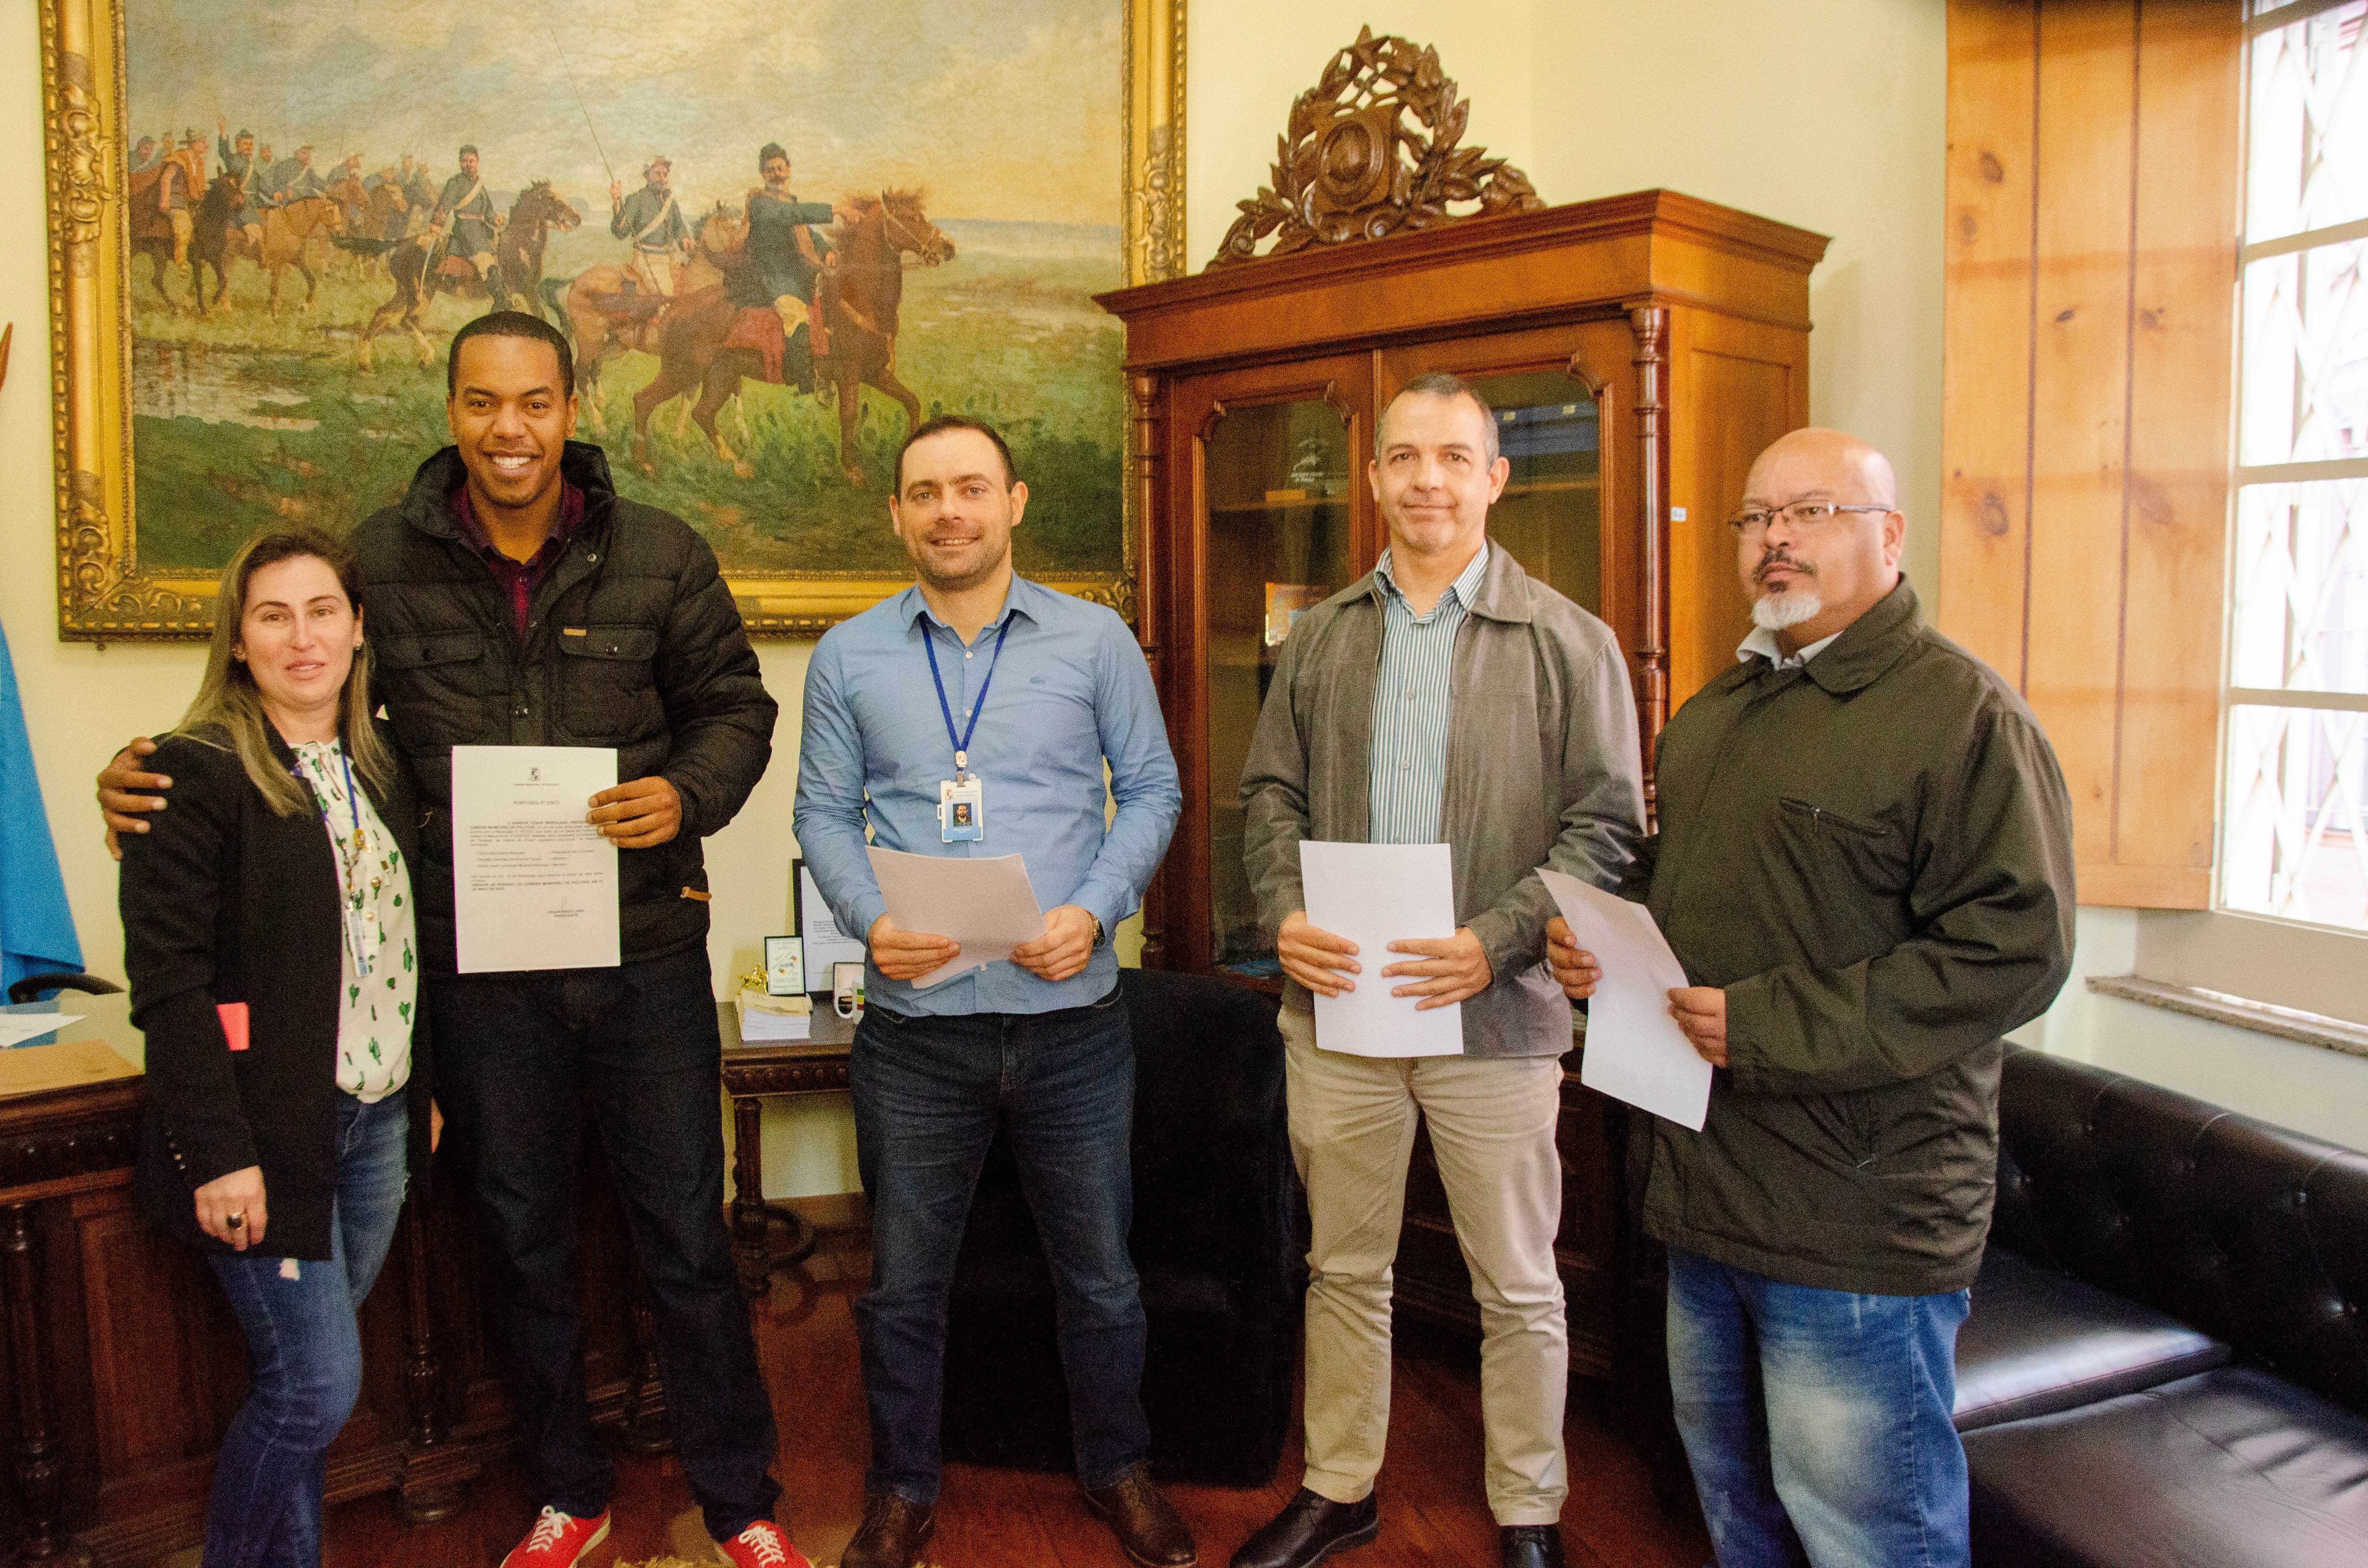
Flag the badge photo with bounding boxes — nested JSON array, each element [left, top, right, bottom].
[[939, 776, 986, 843]]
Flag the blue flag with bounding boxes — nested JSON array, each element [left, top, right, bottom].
[[0, 623, 83, 991]]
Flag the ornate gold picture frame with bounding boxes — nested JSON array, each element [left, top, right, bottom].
[[41, 0, 1185, 640]]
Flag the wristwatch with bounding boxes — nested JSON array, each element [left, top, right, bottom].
[[1089, 915, 1107, 950]]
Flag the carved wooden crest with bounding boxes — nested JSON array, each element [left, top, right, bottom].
[[1209, 26, 1545, 268]]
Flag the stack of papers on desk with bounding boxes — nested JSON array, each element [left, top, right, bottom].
[[0, 1013, 84, 1050], [736, 991, 812, 1042]]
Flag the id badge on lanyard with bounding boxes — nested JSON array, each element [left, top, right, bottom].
[[924, 615, 1013, 845], [939, 776, 984, 842]]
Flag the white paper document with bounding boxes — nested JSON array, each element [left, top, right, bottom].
[[797, 863, 868, 985], [864, 847, 1048, 989], [0, 1014, 83, 1050], [1538, 867, 1712, 1131], [451, 746, 621, 974], [1298, 841, 1464, 1057]]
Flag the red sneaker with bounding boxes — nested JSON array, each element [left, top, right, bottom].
[[714, 1518, 812, 1568], [500, 1506, 613, 1568]]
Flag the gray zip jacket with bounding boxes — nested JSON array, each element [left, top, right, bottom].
[[1241, 545, 1646, 1057]]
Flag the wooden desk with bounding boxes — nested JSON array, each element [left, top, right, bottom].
[[718, 1000, 853, 1295]]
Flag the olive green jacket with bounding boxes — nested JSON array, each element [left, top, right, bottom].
[[1636, 579, 2075, 1295]]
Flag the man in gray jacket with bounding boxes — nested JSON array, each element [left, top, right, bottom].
[[1236, 373, 1644, 1568], [1551, 428, 2075, 1568]]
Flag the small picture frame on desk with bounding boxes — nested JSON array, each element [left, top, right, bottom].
[[763, 936, 804, 997]]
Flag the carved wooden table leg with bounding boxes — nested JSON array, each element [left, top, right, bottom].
[[393, 1197, 477, 1524], [4, 1203, 84, 1565], [617, 1257, 676, 1457], [728, 1084, 814, 1297]]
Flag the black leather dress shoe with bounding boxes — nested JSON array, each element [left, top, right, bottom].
[[1228, 1488, 1380, 1568], [841, 1491, 934, 1568], [1499, 1524, 1566, 1568]]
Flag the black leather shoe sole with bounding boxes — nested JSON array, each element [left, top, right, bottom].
[[1231, 1514, 1379, 1568]]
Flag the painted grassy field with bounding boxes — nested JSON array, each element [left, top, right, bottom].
[[127, 232, 1124, 581]]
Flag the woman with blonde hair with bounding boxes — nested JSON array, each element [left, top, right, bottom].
[[121, 526, 434, 1568]]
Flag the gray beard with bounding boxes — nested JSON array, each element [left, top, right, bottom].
[[1751, 588, 1825, 631]]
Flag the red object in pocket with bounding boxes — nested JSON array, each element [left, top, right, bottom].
[[217, 1001, 250, 1052]]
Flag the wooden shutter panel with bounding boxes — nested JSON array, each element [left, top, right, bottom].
[[1940, 0, 2239, 908]]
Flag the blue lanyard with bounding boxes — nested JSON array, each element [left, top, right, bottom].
[[921, 614, 1013, 780]]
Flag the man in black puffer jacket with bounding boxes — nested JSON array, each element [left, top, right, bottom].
[[102, 313, 800, 1568]]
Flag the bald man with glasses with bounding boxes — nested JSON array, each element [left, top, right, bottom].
[[1549, 428, 2076, 1568]]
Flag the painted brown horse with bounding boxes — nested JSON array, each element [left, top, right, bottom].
[[356, 181, 581, 368], [129, 170, 241, 315], [629, 189, 955, 485], [552, 204, 747, 432], [231, 196, 347, 316]]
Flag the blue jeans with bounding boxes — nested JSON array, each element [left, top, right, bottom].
[[851, 989, 1148, 1505], [204, 1091, 409, 1568], [1666, 1246, 1972, 1568], [427, 947, 779, 1542]]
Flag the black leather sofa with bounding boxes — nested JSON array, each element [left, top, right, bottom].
[[1954, 1047, 2368, 1566], [937, 966, 1299, 1485]]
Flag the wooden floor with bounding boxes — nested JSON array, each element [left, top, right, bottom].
[[190, 1225, 1711, 1568]]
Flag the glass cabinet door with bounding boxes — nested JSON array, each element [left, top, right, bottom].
[[1465, 368, 1603, 617], [1202, 398, 1358, 977]]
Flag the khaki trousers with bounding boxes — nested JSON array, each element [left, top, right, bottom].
[[1279, 1004, 1570, 1525]]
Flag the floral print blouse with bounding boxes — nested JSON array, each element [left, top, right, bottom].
[[289, 741, 417, 1101]]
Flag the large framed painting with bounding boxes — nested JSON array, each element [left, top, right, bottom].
[[41, 0, 1186, 638]]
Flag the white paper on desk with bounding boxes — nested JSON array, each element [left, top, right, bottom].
[[1299, 841, 1463, 1057], [864, 847, 1047, 988], [451, 746, 620, 974], [0, 1014, 83, 1050], [797, 863, 868, 982], [1538, 867, 1712, 1130]]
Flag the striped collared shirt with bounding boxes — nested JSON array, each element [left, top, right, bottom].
[[1367, 542, 1490, 845]]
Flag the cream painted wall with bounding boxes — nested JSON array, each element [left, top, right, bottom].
[[1185, 2, 1537, 270], [1528, 0, 1947, 595]]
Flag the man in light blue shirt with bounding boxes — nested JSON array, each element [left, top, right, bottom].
[[792, 416, 1189, 1568]]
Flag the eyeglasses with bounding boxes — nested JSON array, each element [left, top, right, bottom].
[[1726, 502, 1895, 539]]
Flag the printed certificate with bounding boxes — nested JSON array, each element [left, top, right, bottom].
[[451, 746, 621, 973]]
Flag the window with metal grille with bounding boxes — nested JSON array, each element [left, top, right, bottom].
[[2227, 0, 2368, 930]]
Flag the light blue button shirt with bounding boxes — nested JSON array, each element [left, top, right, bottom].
[[1368, 543, 1490, 845], [792, 576, 1182, 1017]]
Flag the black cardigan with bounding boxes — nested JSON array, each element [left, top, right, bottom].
[[121, 721, 434, 1260]]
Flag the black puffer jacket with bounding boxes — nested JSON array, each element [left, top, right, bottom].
[[353, 441, 776, 969]]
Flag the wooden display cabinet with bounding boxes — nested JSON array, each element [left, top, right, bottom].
[[1097, 190, 1827, 1373]]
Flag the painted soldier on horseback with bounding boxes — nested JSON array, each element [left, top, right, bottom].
[[215, 116, 265, 252], [611, 155, 689, 298], [429, 144, 511, 311], [725, 143, 846, 394]]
